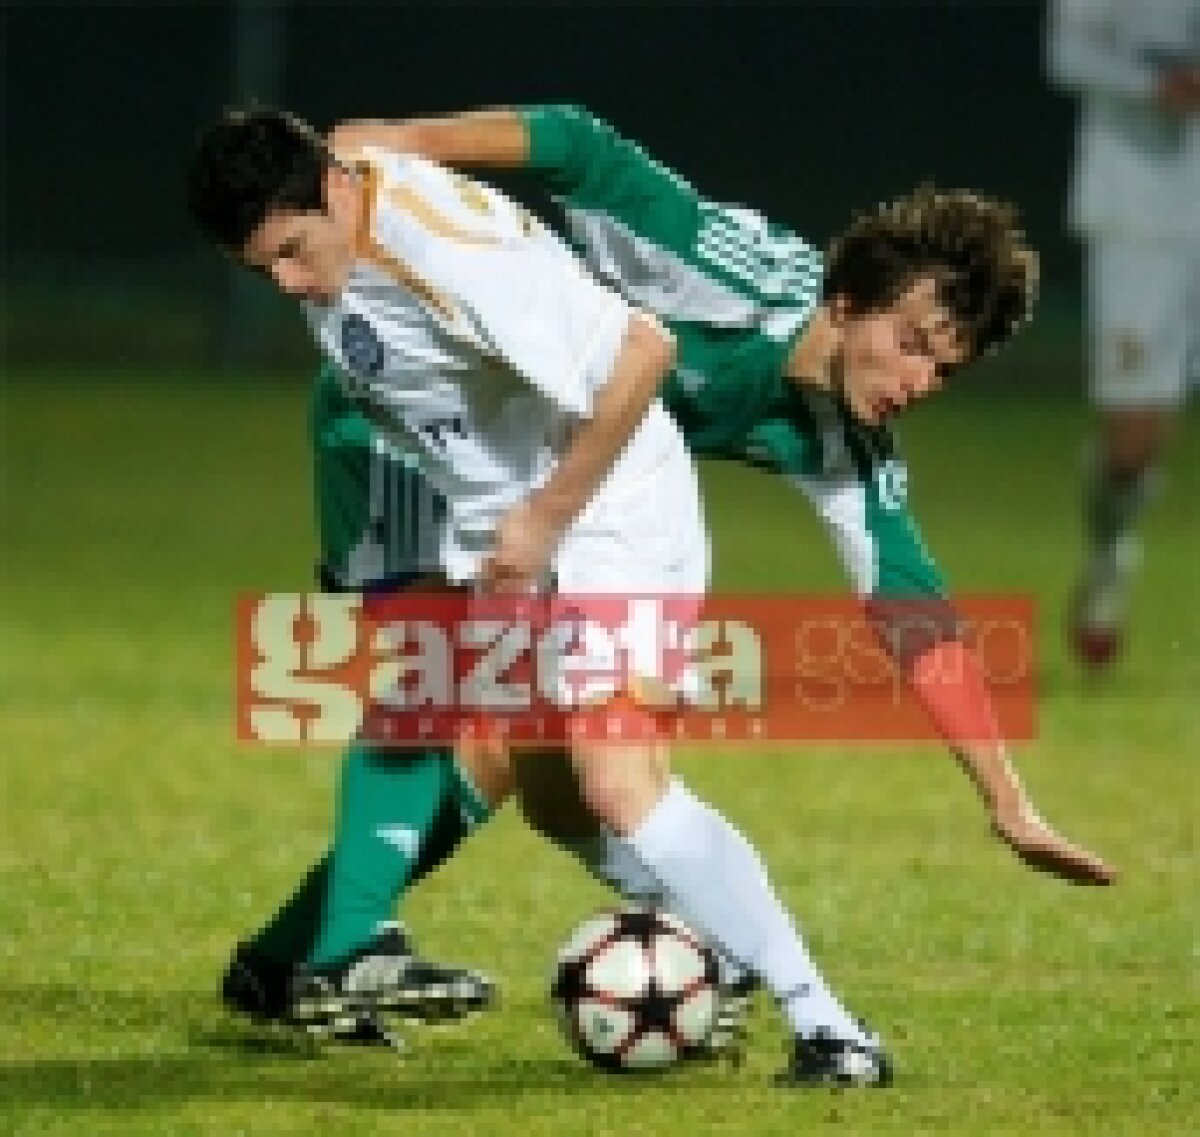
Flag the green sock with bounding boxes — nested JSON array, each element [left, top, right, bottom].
[[244, 855, 332, 966], [244, 749, 495, 970], [408, 762, 494, 887], [307, 743, 456, 968]]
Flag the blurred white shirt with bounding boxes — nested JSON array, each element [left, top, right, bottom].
[[1047, 0, 1200, 240]]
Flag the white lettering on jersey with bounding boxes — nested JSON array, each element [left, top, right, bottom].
[[875, 460, 909, 511]]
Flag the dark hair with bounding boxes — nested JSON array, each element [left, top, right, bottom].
[[825, 184, 1038, 362], [187, 106, 332, 251]]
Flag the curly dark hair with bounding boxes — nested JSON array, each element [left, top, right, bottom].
[[825, 184, 1038, 362], [187, 106, 332, 252]]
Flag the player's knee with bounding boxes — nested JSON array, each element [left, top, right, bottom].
[[1099, 409, 1172, 477], [573, 747, 669, 835]]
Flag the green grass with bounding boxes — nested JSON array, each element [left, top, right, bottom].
[[1, 371, 1196, 1135]]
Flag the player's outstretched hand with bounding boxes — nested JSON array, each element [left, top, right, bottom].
[[991, 800, 1118, 885]]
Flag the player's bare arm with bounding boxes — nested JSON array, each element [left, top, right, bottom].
[[328, 109, 530, 169], [906, 639, 1117, 885], [484, 311, 676, 592]]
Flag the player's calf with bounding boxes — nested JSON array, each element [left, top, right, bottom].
[[1067, 535, 1138, 670]]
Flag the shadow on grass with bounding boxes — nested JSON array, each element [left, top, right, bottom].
[[0, 984, 731, 1113]]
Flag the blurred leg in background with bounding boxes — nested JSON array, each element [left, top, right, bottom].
[[1069, 236, 1198, 668]]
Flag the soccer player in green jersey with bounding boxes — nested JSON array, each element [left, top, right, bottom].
[[324, 105, 1115, 885]]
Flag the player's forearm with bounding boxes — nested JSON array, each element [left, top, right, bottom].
[[905, 622, 1116, 884], [329, 110, 530, 168], [906, 639, 1027, 813], [530, 312, 675, 532]]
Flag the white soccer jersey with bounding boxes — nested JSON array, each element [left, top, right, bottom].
[[306, 148, 696, 583]]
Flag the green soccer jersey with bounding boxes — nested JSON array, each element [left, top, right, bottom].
[[313, 104, 945, 600], [311, 372, 444, 590]]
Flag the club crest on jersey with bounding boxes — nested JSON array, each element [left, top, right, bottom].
[[341, 314, 384, 378]]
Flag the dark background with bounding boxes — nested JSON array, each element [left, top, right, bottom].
[[2, 0, 1082, 370]]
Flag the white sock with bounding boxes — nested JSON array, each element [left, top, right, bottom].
[[626, 780, 870, 1045], [564, 829, 750, 988]]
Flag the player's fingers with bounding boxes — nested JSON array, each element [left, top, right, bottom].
[[1019, 835, 1118, 885], [1026, 848, 1117, 886], [1060, 845, 1118, 885], [994, 816, 1118, 885]]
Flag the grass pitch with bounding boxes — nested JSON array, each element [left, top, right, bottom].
[[2, 370, 1196, 1135]]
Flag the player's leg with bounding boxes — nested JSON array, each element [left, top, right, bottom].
[[513, 750, 682, 932], [567, 733, 889, 1085], [552, 490, 889, 1086], [1069, 235, 1192, 667], [287, 741, 502, 1030], [234, 856, 331, 979], [407, 748, 506, 885], [306, 744, 469, 966], [513, 746, 758, 1057], [223, 742, 502, 1038]]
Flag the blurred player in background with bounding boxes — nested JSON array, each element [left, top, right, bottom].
[[1048, 0, 1200, 668]]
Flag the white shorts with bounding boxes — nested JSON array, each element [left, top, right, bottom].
[[553, 454, 709, 596], [1087, 236, 1200, 410], [548, 437, 709, 705]]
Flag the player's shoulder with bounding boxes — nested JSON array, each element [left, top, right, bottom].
[[351, 145, 451, 212], [356, 144, 529, 257]]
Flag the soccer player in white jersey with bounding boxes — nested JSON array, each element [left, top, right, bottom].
[[189, 107, 892, 1086], [1048, 0, 1200, 667]]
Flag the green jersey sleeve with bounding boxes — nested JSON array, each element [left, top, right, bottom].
[[523, 105, 703, 253], [786, 444, 947, 601]]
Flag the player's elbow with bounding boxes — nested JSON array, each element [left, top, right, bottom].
[[627, 311, 676, 381]]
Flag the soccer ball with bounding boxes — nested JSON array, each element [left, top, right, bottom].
[[550, 907, 720, 1071]]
